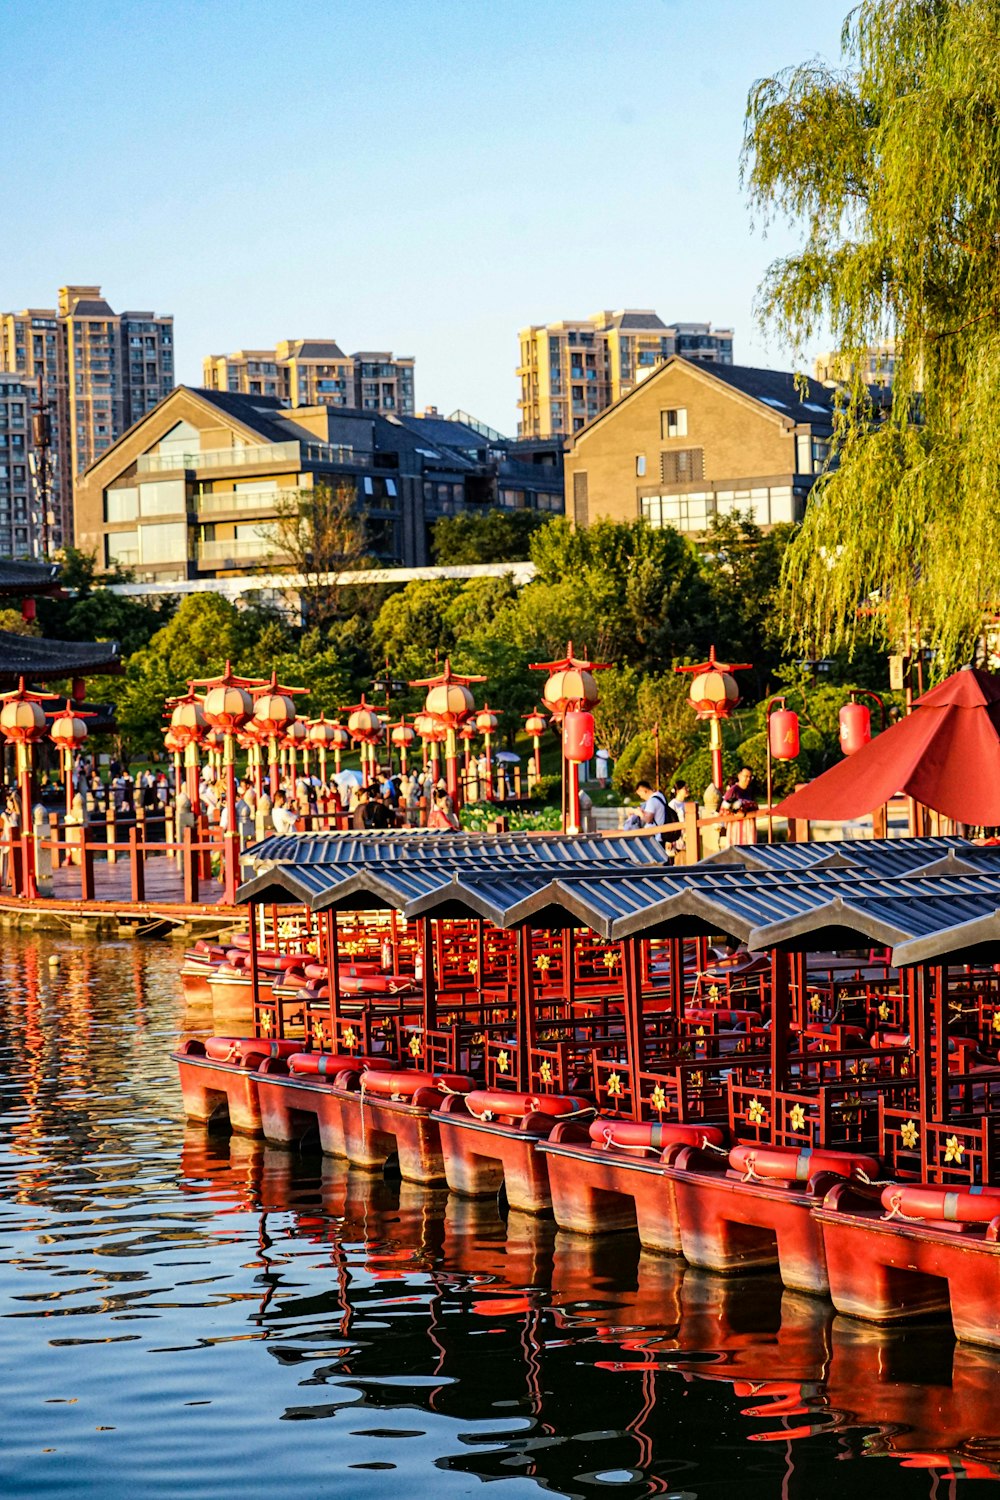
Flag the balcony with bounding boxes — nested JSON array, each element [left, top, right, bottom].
[[195, 486, 306, 517], [137, 440, 359, 474], [196, 534, 288, 568]]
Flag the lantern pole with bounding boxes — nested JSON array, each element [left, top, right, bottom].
[[675, 646, 752, 800], [529, 642, 610, 836], [189, 661, 261, 906], [409, 660, 486, 814]]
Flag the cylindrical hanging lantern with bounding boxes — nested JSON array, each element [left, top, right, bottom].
[[839, 701, 871, 756], [563, 709, 595, 764], [768, 708, 800, 761]]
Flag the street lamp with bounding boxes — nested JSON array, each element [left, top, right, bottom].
[[49, 700, 94, 821], [523, 707, 548, 784], [474, 704, 498, 802], [675, 646, 752, 794], [0, 677, 49, 898], [167, 689, 208, 816], [342, 695, 383, 787], [410, 659, 485, 810], [530, 641, 610, 835], [391, 719, 416, 776], [193, 662, 255, 905]]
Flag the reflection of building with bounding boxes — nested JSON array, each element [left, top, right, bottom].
[[517, 312, 734, 438], [0, 285, 174, 547], [563, 356, 834, 536], [75, 389, 564, 580], [814, 339, 898, 389], [203, 342, 415, 416]]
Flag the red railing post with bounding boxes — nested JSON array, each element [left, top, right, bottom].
[[183, 825, 199, 904], [80, 825, 95, 901], [129, 826, 145, 903]]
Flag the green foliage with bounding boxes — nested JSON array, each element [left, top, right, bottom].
[[591, 666, 644, 759], [0, 608, 39, 637], [432, 509, 546, 564], [742, 0, 1000, 666], [529, 773, 562, 805]]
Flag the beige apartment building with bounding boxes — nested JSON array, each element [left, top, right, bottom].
[[814, 339, 899, 390], [0, 285, 174, 548], [203, 342, 415, 416], [563, 357, 834, 536], [517, 311, 734, 438], [0, 374, 32, 557]]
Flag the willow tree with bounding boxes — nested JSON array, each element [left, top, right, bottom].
[[743, 0, 1000, 668]]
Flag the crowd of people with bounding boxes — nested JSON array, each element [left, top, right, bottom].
[[623, 767, 761, 854]]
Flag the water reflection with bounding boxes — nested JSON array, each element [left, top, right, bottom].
[[1, 931, 998, 1497]]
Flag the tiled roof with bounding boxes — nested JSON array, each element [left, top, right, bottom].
[[692, 362, 836, 426], [0, 560, 62, 596], [0, 632, 121, 685]]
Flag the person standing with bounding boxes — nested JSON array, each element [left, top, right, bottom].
[[427, 788, 460, 831], [722, 767, 759, 846]]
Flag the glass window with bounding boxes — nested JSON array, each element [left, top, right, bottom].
[[660, 408, 688, 439], [105, 529, 139, 567], [139, 479, 186, 516], [155, 420, 201, 463], [635, 455, 646, 477], [139, 522, 187, 565], [103, 489, 137, 525]]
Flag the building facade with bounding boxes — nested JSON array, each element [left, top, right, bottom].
[[0, 285, 174, 550], [814, 339, 898, 390], [0, 374, 32, 557], [517, 311, 734, 438], [75, 388, 563, 581], [562, 357, 834, 536], [203, 342, 415, 416]]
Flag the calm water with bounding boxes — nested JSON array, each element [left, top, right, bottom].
[[1, 934, 998, 1498]]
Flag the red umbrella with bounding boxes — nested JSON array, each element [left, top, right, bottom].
[[777, 668, 1000, 825]]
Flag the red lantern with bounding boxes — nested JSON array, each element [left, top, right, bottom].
[[563, 710, 595, 764], [21, 596, 36, 622], [839, 701, 871, 756], [71, 676, 86, 702], [768, 708, 800, 761]]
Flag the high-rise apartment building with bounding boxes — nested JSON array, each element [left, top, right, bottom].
[[0, 285, 174, 550], [517, 311, 734, 438], [814, 339, 898, 390], [203, 342, 415, 416], [0, 374, 33, 558]]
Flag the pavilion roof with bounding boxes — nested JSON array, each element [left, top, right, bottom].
[[235, 833, 1000, 965], [0, 631, 122, 687]]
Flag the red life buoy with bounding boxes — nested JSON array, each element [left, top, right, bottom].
[[204, 1035, 300, 1063], [589, 1118, 725, 1151], [339, 974, 416, 996], [729, 1142, 878, 1182], [361, 1069, 473, 1099], [288, 1052, 392, 1077], [466, 1089, 586, 1122], [684, 1008, 756, 1027], [880, 1182, 1000, 1223]]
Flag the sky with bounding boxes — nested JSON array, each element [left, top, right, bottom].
[[3, 0, 849, 433]]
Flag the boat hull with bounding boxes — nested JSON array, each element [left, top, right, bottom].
[[539, 1139, 681, 1251], [174, 1046, 264, 1136], [664, 1156, 831, 1294], [817, 1190, 1000, 1348], [434, 1113, 555, 1215]]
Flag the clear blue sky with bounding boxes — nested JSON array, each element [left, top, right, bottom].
[[5, 0, 848, 432]]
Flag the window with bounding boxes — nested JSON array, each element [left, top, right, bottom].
[[635, 455, 646, 477], [660, 448, 704, 484], [660, 408, 688, 439], [106, 529, 139, 567], [103, 489, 138, 525], [572, 471, 588, 527], [139, 521, 188, 565], [139, 479, 186, 516]]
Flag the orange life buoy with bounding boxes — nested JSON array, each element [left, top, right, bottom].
[[340, 974, 415, 996], [288, 1052, 391, 1077], [361, 1069, 472, 1099], [729, 1142, 878, 1182], [204, 1035, 300, 1063], [880, 1182, 1000, 1223], [466, 1089, 585, 1122], [589, 1118, 725, 1151]]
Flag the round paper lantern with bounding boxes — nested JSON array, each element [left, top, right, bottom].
[[563, 710, 595, 764], [768, 708, 800, 761], [839, 701, 871, 756]]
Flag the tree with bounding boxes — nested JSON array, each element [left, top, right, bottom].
[[271, 479, 372, 629], [432, 509, 547, 564], [743, 0, 1000, 667]]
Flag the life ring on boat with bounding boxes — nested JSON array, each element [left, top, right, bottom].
[[304, 964, 327, 981], [465, 1090, 587, 1122], [589, 1118, 726, 1151], [684, 1008, 756, 1028], [729, 1142, 879, 1182], [287, 1052, 392, 1077], [203, 1035, 300, 1063], [339, 974, 415, 996], [880, 1182, 1000, 1223], [361, 1069, 473, 1099]]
